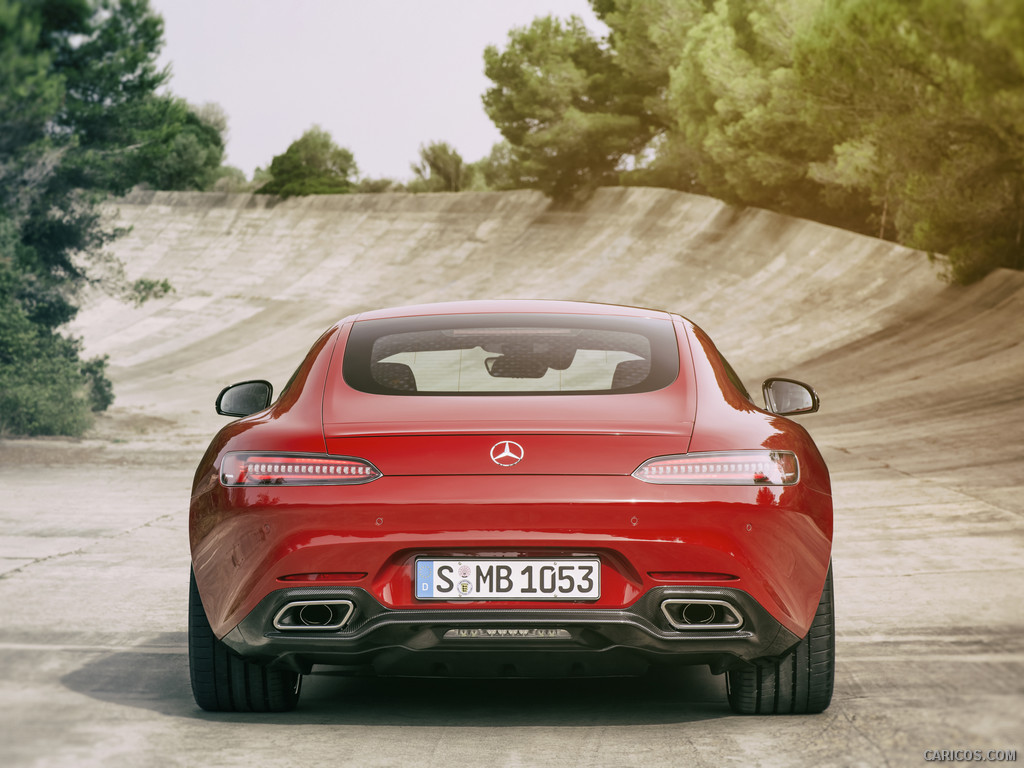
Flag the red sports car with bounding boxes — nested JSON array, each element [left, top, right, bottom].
[[188, 300, 833, 714]]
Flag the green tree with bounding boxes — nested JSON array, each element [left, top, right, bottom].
[[596, 0, 869, 227], [589, 0, 696, 137], [473, 141, 530, 191], [588, 0, 707, 194], [0, 220, 102, 435], [256, 126, 358, 197], [250, 165, 272, 190], [133, 101, 226, 191], [794, 0, 1024, 281], [355, 177, 401, 193], [211, 165, 250, 193], [37, 0, 223, 194], [0, 0, 64, 160], [482, 15, 653, 202], [0, 0, 194, 435], [410, 141, 474, 192], [589, 0, 1022, 280]]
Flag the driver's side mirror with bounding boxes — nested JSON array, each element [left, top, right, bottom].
[[762, 378, 820, 416], [216, 380, 273, 417]]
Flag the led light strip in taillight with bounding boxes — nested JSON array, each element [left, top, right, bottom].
[[632, 450, 799, 486], [220, 452, 382, 486]]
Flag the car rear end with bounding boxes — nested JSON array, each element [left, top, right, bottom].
[[190, 304, 832, 687]]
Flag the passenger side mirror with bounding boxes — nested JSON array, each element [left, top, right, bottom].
[[216, 380, 273, 417], [762, 378, 819, 416]]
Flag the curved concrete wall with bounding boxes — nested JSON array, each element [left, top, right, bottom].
[[73, 187, 1023, 507]]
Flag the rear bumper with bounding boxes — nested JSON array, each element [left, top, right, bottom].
[[191, 475, 833, 640], [221, 584, 801, 677]]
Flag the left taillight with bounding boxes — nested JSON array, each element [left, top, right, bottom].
[[219, 452, 382, 486]]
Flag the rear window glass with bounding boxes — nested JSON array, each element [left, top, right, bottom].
[[342, 314, 679, 395]]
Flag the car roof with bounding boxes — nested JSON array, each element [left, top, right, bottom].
[[345, 299, 678, 323]]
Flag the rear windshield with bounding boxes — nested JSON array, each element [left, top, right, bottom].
[[342, 313, 679, 395]]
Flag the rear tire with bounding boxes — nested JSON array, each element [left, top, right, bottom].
[[188, 569, 300, 712], [726, 562, 834, 715]]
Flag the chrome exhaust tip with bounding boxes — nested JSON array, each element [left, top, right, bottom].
[[661, 599, 743, 631], [273, 600, 355, 631]]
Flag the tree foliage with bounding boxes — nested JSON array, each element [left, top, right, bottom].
[[134, 100, 226, 191], [355, 176, 401, 194], [474, 141, 532, 191], [0, 0, 213, 435], [256, 126, 358, 197], [409, 141, 474, 192], [792, 0, 1024, 282], [484, 0, 1024, 281], [482, 15, 655, 202]]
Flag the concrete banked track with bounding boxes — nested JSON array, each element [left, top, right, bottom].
[[3, 187, 1020, 767], [77, 187, 1023, 504]]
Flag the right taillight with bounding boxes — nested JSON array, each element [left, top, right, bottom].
[[632, 450, 799, 485]]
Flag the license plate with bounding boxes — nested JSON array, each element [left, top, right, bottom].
[[415, 558, 600, 600]]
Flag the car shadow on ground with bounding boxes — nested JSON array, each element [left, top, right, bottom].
[[61, 633, 732, 726]]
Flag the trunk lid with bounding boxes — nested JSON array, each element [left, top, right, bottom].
[[324, 394, 693, 476]]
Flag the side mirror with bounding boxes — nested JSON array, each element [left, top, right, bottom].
[[216, 380, 273, 417], [762, 378, 820, 416]]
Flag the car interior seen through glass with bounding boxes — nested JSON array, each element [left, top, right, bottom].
[[342, 314, 679, 395]]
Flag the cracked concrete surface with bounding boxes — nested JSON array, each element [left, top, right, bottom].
[[0, 188, 1021, 767]]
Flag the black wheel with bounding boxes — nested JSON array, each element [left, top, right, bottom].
[[727, 562, 835, 715], [188, 569, 301, 712]]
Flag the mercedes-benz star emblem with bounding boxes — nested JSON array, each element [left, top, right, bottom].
[[490, 440, 524, 467]]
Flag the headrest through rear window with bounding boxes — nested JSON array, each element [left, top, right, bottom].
[[372, 362, 417, 392]]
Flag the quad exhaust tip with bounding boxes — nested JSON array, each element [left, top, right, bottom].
[[273, 600, 355, 631], [660, 599, 743, 631]]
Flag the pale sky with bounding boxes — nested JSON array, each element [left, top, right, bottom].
[[152, 0, 606, 182]]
